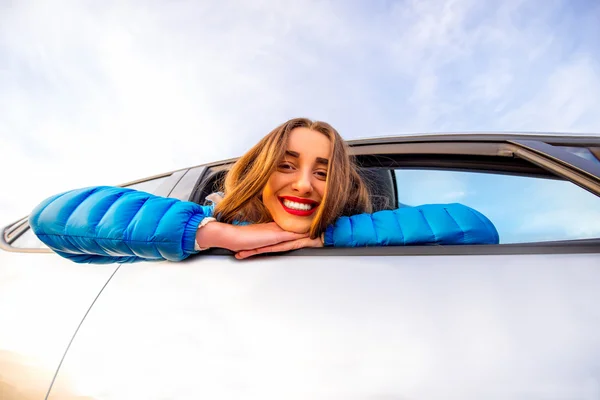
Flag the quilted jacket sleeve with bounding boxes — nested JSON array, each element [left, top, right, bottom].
[[323, 203, 499, 247], [29, 186, 211, 264]]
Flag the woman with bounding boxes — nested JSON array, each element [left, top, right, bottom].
[[29, 118, 499, 264]]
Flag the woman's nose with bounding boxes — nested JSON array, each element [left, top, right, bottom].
[[292, 171, 313, 194]]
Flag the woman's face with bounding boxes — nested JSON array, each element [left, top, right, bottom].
[[261, 127, 331, 233]]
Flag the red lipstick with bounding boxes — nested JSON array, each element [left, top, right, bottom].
[[278, 196, 319, 217]]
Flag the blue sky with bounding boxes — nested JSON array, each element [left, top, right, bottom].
[[1, 0, 600, 238]]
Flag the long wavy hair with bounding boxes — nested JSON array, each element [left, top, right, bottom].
[[213, 118, 372, 239]]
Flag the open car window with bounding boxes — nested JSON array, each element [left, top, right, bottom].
[[394, 169, 600, 243], [123, 175, 172, 194]]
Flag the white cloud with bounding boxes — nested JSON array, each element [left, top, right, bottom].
[[394, 169, 471, 206], [500, 56, 600, 133]]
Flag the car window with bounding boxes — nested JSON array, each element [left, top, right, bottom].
[[394, 169, 600, 244], [168, 166, 206, 201], [123, 175, 172, 194]]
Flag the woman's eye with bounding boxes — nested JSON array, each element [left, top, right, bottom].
[[278, 163, 294, 171], [315, 170, 327, 180]]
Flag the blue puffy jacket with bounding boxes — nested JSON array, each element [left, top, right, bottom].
[[29, 186, 499, 264]]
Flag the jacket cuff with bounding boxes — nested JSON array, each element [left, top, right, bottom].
[[182, 213, 205, 254], [323, 225, 335, 247]]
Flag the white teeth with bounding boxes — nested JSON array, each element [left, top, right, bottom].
[[283, 199, 313, 211]]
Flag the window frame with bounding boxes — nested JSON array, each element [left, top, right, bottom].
[[201, 238, 600, 257], [3, 217, 28, 243]]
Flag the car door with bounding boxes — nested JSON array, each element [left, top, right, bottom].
[[0, 171, 185, 399], [44, 135, 600, 399]]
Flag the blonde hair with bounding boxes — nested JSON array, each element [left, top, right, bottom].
[[213, 118, 372, 239]]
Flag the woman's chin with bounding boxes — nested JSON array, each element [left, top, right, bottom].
[[275, 219, 311, 234]]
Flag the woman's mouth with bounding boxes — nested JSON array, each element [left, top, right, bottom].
[[278, 196, 319, 217]]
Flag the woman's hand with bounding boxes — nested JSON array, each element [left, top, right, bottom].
[[234, 235, 324, 259], [196, 221, 309, 252]]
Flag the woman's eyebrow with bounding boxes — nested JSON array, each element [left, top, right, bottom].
[[316, 157, 329, 166], [285, 150, 328, 165]]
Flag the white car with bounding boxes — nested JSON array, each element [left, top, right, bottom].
[[2, 133, 600, 400]]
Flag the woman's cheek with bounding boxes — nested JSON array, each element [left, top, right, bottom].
[[315, 180, 327, 199], [261, 186, 279, 218]]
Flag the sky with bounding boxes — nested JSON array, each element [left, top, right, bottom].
[[1, 0, 600, 235]]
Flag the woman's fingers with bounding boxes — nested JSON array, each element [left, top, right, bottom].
[[242, 223, 307, 249], [235, 237, 323, 259], [234, 240, 300, 259]]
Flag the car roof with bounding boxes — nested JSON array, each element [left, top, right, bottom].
[[346, 131, 600, 146]]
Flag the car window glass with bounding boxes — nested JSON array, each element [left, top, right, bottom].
[[559, 146, 600, 165], [394, 169, 600, 244], [124, 175, 171, 194], [169, 166, 206, 201]]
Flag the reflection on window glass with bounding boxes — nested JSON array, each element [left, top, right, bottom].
[[394, 169, 600, 244], [11, 228, 48, 249], [124, 175, 170, 194], [559, 146, 600, 165]]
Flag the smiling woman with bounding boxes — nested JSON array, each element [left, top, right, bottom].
[[27, 118, 499, 264], [213, 119, 370, 239]]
